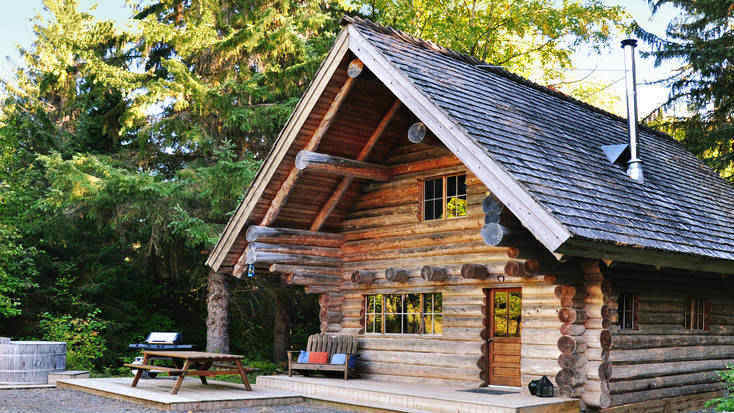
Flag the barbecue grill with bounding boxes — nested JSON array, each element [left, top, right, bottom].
[[129, 332, 194, 351], [129, 332, 194, 379]]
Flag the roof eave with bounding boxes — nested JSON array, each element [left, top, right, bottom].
[[557, 238, 734, 275]]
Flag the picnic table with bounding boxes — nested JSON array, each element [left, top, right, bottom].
[[124, 350, 253, 394]]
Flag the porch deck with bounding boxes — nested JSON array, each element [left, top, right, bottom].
[[56, 377, 302, 411], [257, 375, 580, 413]]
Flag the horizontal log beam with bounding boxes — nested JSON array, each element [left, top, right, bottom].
[[245, 250, 340, 266], [295, 150, 391, 181], [246, 242, 340, 258], [269, 264, 342, 277], [246, 225, 343, 247]]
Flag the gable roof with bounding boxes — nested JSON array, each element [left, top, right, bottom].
[[207, 17, 734, 274]]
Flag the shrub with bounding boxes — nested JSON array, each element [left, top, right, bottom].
[[705, 364, 734, 411], [40, 308, 108, 371]]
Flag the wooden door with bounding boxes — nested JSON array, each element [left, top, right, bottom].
[[485, 288, 522, 386]]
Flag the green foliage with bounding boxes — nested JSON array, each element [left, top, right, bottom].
[[0, 225, 38, 317], [40, 309, 108, 371], [347, 0, 628, 80], [705, 364, 734, 411], [636, 0, 734, 180]]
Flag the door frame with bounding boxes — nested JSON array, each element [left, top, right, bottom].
[[484, 287, 522, 387]]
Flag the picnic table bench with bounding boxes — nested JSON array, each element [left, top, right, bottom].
[[124, 350, 253, 394]]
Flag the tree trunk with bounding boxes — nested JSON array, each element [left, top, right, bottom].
[[273, 291, 290, 363], [206, 271, 230, 353]]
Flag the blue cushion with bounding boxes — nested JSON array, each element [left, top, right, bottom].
[[330, 353, 346, 364], [348, 354, 358, 369], [297, 351, 309, 363]]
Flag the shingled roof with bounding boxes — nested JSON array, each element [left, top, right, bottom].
[[207, 17, 734, 274], [344, 17, 734, 266]]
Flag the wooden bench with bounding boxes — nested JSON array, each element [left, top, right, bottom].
[[287, 334, 358, 380]]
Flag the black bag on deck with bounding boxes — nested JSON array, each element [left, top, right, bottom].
[[528, 376, 554, 397]]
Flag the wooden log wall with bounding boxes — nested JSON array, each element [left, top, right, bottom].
[[592, 267, 734, 410], [521, 283, 563, 394], [336, 142, 551, 386]]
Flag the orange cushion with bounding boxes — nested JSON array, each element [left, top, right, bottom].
[[308, 352, 329, 364]]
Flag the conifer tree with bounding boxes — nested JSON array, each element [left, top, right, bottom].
[[636, 0, 734, 179]]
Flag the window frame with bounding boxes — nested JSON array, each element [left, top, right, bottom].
[[617, 293, 639, 330], [684, 297, 710, 331], [420, 173, 468, 222], [363, 293, 443, 336]]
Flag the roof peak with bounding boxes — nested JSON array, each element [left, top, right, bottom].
[[341, 15, 672, 142]]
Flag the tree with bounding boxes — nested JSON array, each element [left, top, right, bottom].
[[636, 0, 734, 180], [350, 0, 628, 81], [0, 224, 38, 317]]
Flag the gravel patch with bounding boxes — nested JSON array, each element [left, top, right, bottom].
[[0, 389, 357, 413]]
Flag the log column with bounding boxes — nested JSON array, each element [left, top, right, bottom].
[[581, 260, 606, 408], [556, 285, 587, 398]]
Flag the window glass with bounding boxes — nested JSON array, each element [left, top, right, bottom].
[[425, 174, 467, 220], [508, 291, 522, 337], [365, 293, 443, 335], [494, 291, 508, 337], [423, 178, 443, 220]]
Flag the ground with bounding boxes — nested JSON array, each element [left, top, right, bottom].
[[0, 389, 356, 413]]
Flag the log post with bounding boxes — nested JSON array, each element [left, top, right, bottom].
[[581, 260, 606, 408], [556, 284, 587, 398], [420, 266, 448, 281], [206, 271, 230, 353]]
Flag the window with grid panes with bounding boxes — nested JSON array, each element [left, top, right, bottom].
[[617, 294, 638, 330], [423, 174, 466, 221], [364, 293, 442, 335]]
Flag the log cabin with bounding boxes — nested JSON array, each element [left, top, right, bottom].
[[205, 16, 734, 412]]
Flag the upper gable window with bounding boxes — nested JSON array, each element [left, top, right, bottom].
[[423, 174, 467, 221]]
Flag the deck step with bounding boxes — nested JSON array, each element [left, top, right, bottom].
[[257, 375, 579, 413]]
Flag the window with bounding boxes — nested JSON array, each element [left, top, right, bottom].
[[364, 293, 442, 335], [423, 174, 467, 221], [684, 297, 710, 330], [618, 294, 638, 330]]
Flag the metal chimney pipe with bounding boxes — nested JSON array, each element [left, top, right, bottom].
[[621, 39, 644, 183]]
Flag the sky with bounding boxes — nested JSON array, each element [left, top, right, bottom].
[[0, 1, 679, 117]]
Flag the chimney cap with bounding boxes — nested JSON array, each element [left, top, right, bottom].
[[621, 39, 638, 48]]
